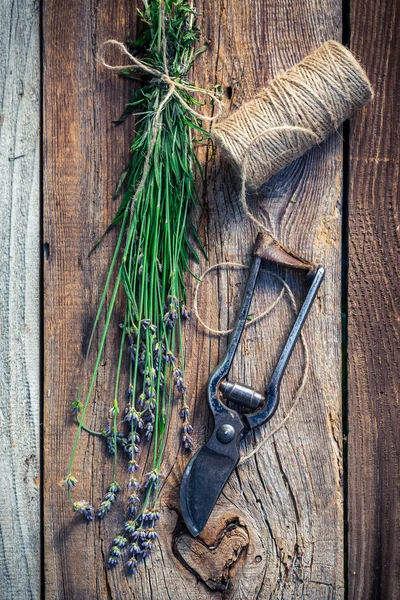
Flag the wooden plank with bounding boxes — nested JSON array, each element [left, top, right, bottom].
[[43, 1, 344, 597], [0, 0, 41, 598], [348, 0, 400, 598]]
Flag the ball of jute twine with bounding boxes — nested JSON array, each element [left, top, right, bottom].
[[213, 40, 373, 189]]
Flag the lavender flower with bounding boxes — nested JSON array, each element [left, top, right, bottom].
[[108, 555, 119, 567], [62, 475, 77, 489], [113, 535, 128, 548], [110, 546, 121, 558], [181, 405, 190, 419], [139, 508, 151, 522], [163, 313, 175, 330], [101, 425, 127, 455], [97, 499, 112, 518], [127, 493, 140, 516], [182, 428, 194, 451], [144, 422, 154, 441], [164, 350, 176, 364], [173, 369, 187, 393], [140, 540, 155, 559], [124, 406, 144, 428], [128, 459, 140, 473], [136, 393, 146, 409], [127, 476, 140, 490], [124, 520, 136, 534], [149, 507, 161, 522], [73, 500, 94, 521], [71, 400, 82, 414], [181, 405, 194, 450], [145, 527, 158, 540], [144, 469, 161, 488], [125, 557, 138, 575], [140, 318, 151, 331], [181, 305, 190, 319], [97, 481, 121, 519], [167, 295, 179, 320], [128, 543, 141, 555]]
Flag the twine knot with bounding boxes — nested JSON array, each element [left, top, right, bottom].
[[99, 39, 222, 123]]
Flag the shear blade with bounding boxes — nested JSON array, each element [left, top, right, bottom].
[[180, 443, 238, 537]]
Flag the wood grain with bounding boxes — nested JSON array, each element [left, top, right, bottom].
[[0, 0, 40, 598], [348, 0, 400, 598], [43, 1, 344, 598]]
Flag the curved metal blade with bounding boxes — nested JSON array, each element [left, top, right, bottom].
[[180, 441, 239, 537]]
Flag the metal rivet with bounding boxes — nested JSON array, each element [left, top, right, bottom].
[[216, 424, 235, 443]]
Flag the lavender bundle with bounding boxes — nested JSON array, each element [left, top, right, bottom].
[[63, 0, 216, 574]]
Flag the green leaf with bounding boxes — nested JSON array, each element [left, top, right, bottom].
[[121, 262, 138, 313]]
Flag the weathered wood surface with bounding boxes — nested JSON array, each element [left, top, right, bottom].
[[43, 1, 344, 598], [0, 0, 40, 598], [348, 0, 400, 598]]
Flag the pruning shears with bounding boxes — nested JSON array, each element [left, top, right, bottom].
[[180, 231, 325, 537]]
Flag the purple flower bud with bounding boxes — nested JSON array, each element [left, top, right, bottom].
[[62, 475, 78, 489], [71, 401, 82, 414], [113, 535, 127, 548], [105, 492, 116, 503], [109, 481, 121, 494], [72, 500, 94, 521], [97, 499, 112, 519], [149, 508, 161, 521], [125, 557, 138, 574], [141, 318, 151, 331], [183, 436, 195, 452], [127, 477, 140, 490], [128, 543, 141, 555], [182, 422, 193, 434], [124, 521, 136, 534], [181, 305, 190, 319], [145, 423, 154, 441], [180, 405, 190, 419], [141, 539, 155, 550], [128, 460, 140, 473], [146, 528, 158, 540], [144, 469, 160, 488], [165, 350, 176, 364]]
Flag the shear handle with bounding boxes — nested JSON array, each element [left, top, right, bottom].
[[207, 254, 262, 416], [244, 265, 325, 430]]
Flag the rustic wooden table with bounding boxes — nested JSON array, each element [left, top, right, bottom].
[[1, 0, 399, 598]]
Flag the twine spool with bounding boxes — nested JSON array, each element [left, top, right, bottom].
[[213, 40, 372, 189]]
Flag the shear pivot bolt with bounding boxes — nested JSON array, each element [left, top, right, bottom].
[[216, 424, 235, 443]]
